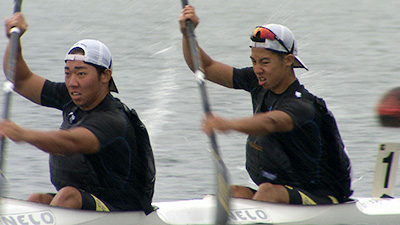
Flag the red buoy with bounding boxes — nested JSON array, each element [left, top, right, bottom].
[[377, 87, 400, 127]]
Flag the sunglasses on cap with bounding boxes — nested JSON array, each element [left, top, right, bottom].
[[251, 26, 292, 54]]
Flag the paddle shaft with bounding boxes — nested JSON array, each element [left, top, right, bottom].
[[180, 1, 230, 224], [0, 0, 23, 192]]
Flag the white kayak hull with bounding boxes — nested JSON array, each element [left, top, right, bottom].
[[2, 195, 400, 225]]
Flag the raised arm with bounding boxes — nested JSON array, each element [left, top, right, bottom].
[[179, 5, 234, 88], [3, 13, 46, 104]]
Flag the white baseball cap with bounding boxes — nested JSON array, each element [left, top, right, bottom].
[[249, 24, 308, 70], [65, 39, 118, 93]]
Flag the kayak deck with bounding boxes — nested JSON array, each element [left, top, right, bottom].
[[2, 195, 400, 224]]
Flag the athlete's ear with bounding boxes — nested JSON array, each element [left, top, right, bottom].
[[284, 54, 295, 68], [101, 69, 112, 83]]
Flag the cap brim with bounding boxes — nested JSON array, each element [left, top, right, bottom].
[[109, 77, 119, 93], [294, 56, 308, 71]]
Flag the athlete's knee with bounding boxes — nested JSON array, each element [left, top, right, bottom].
[[27, 193, 53, 204], [230, 185, 241, 196], [253, 183, 289, 203], [257, 182, 275, 192], [230, 185, 254, 199], [51, 186, 82, 208], [57, 186, 81, 200]]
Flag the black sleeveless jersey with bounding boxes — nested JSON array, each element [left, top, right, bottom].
[[233, 67, 352, 202], [41, 80, 155, 212]]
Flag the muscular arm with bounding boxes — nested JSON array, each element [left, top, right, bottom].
[[180, 5, 234, 88], [3, 13, 46, 104], [203, 110, 294, 136], [0, 120, 100, 155]]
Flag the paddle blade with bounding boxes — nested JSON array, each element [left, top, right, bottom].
[[215, 159, 230, 225]]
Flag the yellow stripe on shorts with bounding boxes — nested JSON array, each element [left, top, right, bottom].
[[328, 195, 339, 204], [90, 194, 110, 211], [298, 191, 317, 205]]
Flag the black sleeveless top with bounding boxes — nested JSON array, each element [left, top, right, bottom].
[[233, 67, 352, 202], [41, 80, 155, 212]]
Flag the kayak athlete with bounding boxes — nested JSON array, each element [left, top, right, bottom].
[[179, 5, 352, 205], [1, 13, 155, 213]]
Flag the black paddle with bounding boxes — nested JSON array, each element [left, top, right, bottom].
[[180, 1, 230, 224], [0, 0, 23, 194]]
